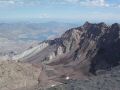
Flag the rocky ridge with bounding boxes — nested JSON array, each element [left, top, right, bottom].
[[6, 22, 120, 90], [13, 22, 120, 74]]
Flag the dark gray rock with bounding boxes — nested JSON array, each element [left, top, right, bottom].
[[22, 22, 120, 75]]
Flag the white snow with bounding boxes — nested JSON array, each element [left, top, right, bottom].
[[51, 84, 55, 87], [65, 76, 70, 80]]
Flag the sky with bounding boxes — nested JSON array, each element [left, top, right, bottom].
[[0, 0, 120, 23]]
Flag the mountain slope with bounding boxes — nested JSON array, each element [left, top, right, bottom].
[[0, 60, 40, 90], [1, 22, 120, 90], [0, 22, 77, 58], [13, 22, 120, 75], [48, 65, 120, 90]]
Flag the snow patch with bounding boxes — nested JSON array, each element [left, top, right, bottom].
[[65, 76, 70, 80], [51, 84, 55, 87]]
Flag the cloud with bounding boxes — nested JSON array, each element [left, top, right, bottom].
[[0, 0, 15, 4], [79, 0, 109, 7], [7, 0, 15, 4], [118, 5, 120, 8], [64, 0, 79, 3], [65, 0, 120, 8], [111, 3, 120, 8], [39, 14, 50, 19], [0, 0, 119, 8], [69, 11, 120, 22]]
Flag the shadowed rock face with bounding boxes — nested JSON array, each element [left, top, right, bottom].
[[88, 23, 120, 74], [62, 22, 120, 74], [56, 22, 120, 74], [16, 22, 120, 75]]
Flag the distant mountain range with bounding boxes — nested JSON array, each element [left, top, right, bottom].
[[0, 22, 78, 41], [0, 22, 78, 56]]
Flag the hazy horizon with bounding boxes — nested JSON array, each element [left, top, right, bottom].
[[0, 0, 119, 23]]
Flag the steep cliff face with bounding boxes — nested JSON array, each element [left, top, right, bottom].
[[89, 23, 120, 74], [13, 22, 120, 75], [60, 22, 120, 74]]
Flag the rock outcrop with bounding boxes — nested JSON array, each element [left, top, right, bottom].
[[1, 22, 120, 90], [13, 22, 120, 75]]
